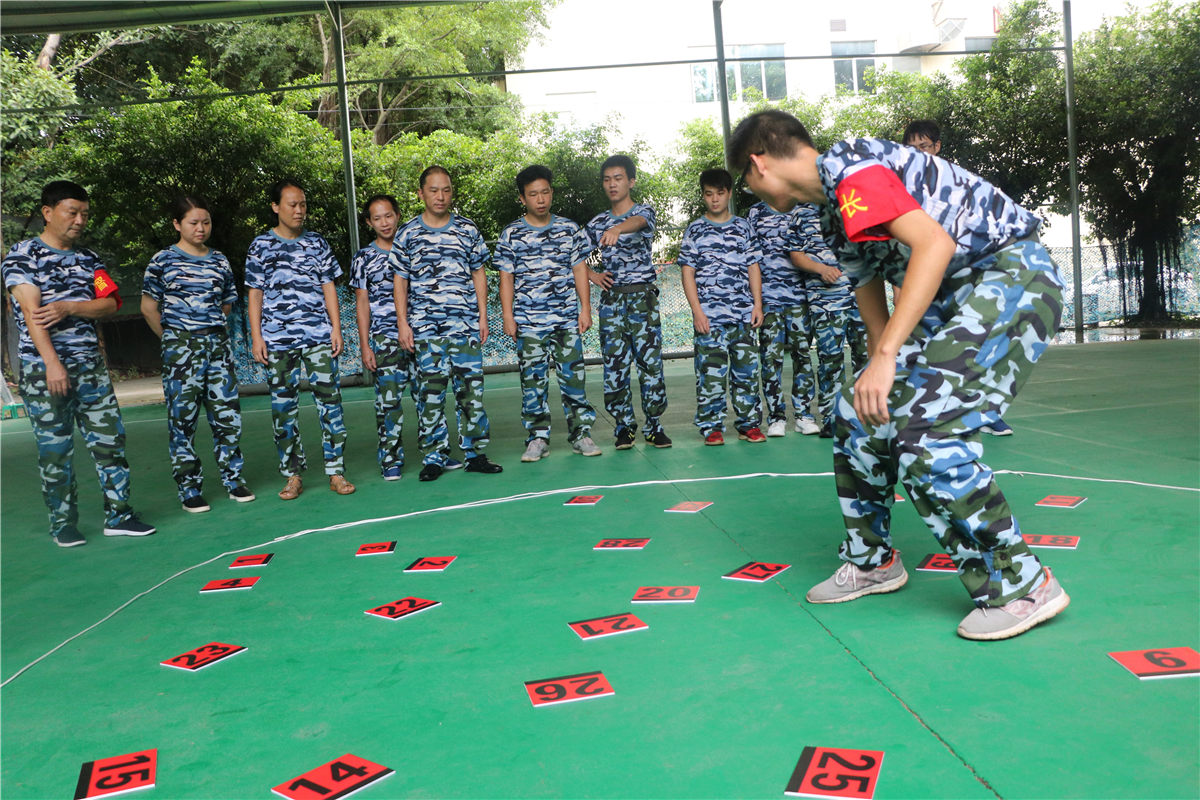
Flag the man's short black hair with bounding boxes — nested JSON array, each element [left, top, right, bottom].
[[699, 168, 732, 193], [361, 194, 399, 221], [419, 165, 451, 189], [601, 154, 636, 181], [516, 164, 553, 195], [727, 110, 816, 174], [902, 120, 941, 145], [270, 179, 304, 205], [41, 180, 88, 208]]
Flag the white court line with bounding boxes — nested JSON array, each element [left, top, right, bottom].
[[2, 468, 1194, 688]]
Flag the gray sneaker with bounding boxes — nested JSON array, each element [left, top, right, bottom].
[[521, 438, 549, 462], [571, 436, 602, 457], [957, 568, 1069, 641], [806, 552, 908, 603]]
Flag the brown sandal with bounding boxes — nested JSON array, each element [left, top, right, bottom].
[[329, 474, 356, 495], [278, 475, 303, 501]]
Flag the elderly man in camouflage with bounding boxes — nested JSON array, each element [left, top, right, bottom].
[[392, 165, 503, 482], [3, 181, 156, 547], [731, 110, 1069, 640], [496, 165, 601, 463]]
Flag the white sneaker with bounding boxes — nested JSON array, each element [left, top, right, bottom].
[[572, 436, 602, 456], [521, 438, 549, 462], [766, 420, 787, 437], [796, 416, 821, 435]]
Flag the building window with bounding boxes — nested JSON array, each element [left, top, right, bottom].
[[691, 44, 786, 103], [964, 36, 997, 51], [832, 41, 875, 94]]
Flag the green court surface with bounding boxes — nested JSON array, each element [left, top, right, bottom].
[[2, 339, 1197, 799]]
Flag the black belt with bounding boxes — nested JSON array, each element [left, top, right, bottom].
[[607, 282, 655, 295], [165, 325, 226, 336]]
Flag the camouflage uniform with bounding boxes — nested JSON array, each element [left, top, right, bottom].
[[585, 203, 667, 437], [819, 138, 1062, 606], [351, 243, 411, 473], [785, 204, 857, 429], [392, 214, 491, 465], [3, 238, 136, 537], [748, 202, 814, 423], [494, 215, 596, 444], [678, 215, 763, 434], [245, 230, 347, 477], [143, 246, 246, 501]]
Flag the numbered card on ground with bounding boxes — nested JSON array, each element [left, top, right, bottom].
[[1108, 647, 1200, 680], [355, 541, 396, 557], [1022, 534, 1080, 549], [594, 538, 649, 550], [723, 561, 790, 582], [200, 576, 259, 593], [524, 670, 615, 707], [893, 493, 906, 503], [666, 500, 713, 513], [404, 556, 457, 572], [564, 495, 603, 506], [161, 642, 246, 672], [915, 554, 957, 573], [1035, 495, 1087, 509], [229, 553, 273, 569], [631, 585, 700, 604], [271, 753, 393, 800], [568, 613, 648, 640], [785, 746, 885, 800], [364, 597, 440, 620], [74, 749, 157, 800]]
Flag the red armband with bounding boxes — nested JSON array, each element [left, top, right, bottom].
[[93, 268, 123, 310], [835, 165, 920, 242]]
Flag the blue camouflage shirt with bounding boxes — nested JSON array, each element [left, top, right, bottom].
[[784, 204, 855, 314], [350, 243, 399, 339], [244, 230, 342, 351], [2, 238, 116, 364], [391, 214, 490, 340], [142, 246, 237, 330], [677, 216, 761, 325], [747, 202, 807, 311], [584, 203, 657, 287], [494, 215, 590, 334], [817, 138, 1042, 290]]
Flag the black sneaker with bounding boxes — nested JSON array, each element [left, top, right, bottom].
[[819, 423, 834, 439], [614, 428, 636, 450], [103, 516, 157, 537], [465, 455, 503, 474], [182, 495, 211, 513], [228, 485, 256, 502], [53, 527, 87, 548], [645, 430, 673, 449], [419, 463, 444, 482]]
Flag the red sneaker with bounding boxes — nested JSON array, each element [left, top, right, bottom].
[[704, 430, 725, 446], [738, 427, 767, 443]]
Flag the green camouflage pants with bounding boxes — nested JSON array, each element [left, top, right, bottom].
[[267, 344, 347, 476], [518, 328, 596, 444], [20, 356, 134, 537], [598, 287, 667, 436], [759, 305, 814, 422], [414, 336, 489, 465], [693, 322, 761, 434], [370, 333, 412, 472]]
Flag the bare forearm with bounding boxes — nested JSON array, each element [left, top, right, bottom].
[[140, 295, 163, 338]]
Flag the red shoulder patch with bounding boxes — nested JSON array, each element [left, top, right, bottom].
[[835, 165, 920, 242]]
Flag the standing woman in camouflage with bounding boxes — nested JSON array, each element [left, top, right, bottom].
[[142, 196, 255, 512]]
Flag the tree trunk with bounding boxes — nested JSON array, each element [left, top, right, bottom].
[[314, 15, 339, 134], [37, 34, 61, 70]]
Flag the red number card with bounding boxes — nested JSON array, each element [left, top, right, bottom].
[[1022, 534, 1080, 549], [524, 670, 615, 707], [364, 597, 440, 620], [1035, 495, 1087, 508], [272, 753, 393, 800], [568, 613, 648, 640], [355, 541, 396, 556], [594, 538, 649, 550], [631, 586, 700, 603], [200, 576, 259, 593], [74, 749, 157, 800], [915, 554, 957, 573], [893, 493, 906, 503], [722, 561, 790, 582], [230, 553, 273, 568], [785, 746, 885, 799], [404, 556, 457, 572], [565, 495, 603, 506], [666, 500, 713, 513], [1108, 647, 1200, 680], [161, 642, 246, 672]]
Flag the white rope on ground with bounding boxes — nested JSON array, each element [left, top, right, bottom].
[[3, 467, 1194, 688]]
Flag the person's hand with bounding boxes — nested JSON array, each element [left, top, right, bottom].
[[31, 301, 70, 328], [818, 264, 844, 284], [853, 354, 896, 426], [588, 268, 614, 290], [503, 317, 517, 338], [599, 227, 622, 247], [479, 316, 489, 346], [330, 330, 344, 358], [361, 345, 376, 373], [692, 310, 710, 335], [578, 308, 592, 334], [252, 338, 269, 366], [750, 306, 764, 328], [46, 361, 70, 396], [398, 322, 414, 353]]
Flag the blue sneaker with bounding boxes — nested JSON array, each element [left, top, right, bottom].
[[53, 527, 87, 548], [981, 419, 1014, 436], [443, 456, 464, 470], [382, 466, 402, 481]]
